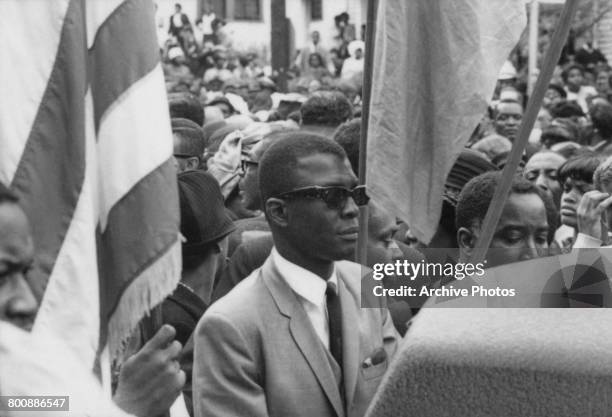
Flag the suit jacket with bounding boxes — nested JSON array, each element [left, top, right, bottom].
[[193, 256, 399, 417]]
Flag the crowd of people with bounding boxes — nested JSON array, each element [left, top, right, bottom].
[[3, 5, 612, 417]]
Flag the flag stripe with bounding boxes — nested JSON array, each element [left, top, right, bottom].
[[97, 158, 179, 324], [0, 0, 69, 185], [96, 65, 173, 230], [10, 0, 87, 300], [89, 0, 158, 132]]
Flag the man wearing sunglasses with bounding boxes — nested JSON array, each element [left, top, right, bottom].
[[172, 117, 205, 173], [193, 133, 399, 417]]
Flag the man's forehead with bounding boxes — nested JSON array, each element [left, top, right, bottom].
[[497, 102, 523, 114], [293, 153, 356, 185], [497, 193, 547, 227], [0, 205, 34, 262], [525, 153, 565, 170]]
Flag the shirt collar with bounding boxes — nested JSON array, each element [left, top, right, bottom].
[[271, 247, 338, 306]]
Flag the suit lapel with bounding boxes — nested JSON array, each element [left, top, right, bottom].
[[338, 272, 360, 410], [262, 258, 345, 417]]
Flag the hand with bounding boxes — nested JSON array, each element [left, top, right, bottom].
[[113, 324, 186, 417], [577, 190, 612, 240]]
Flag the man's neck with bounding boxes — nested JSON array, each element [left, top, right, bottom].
[[276, 244, 334, 280]]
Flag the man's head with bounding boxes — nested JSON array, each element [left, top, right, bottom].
[[333, 118, 361, 175], [239, 131, 292, 211], [0, 184, 37, 330], [493, 100, 523, 142], [311, 31, 320, 45], [524, 151, 567, 210], [562, 64, 585, 92], [590, 102, 612, 140], [175, 3, 182, 12], [300, 91, 353, 129], [259, 133, 364, 266], [178, 171, 235, 279], [593, 156, 612, 228], [456, 172, 549, 267], [366, 200, 401, 266], [208, 97, 235, 119], [168, 93, 205, 126], [558, 152, 605, 228], [172, 118, 205, 173]]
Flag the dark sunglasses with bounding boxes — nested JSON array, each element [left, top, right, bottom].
[[274, 185, 369, 210], [239, 159, 259, 176]]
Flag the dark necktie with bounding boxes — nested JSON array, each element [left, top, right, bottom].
[[326, 281, 343, 369]]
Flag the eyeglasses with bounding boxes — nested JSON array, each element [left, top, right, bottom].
[[274, 185, 369, 210], [239, 159, 259, 176]]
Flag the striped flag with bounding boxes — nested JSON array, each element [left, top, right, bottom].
[[366, 0, 526, 243], [0, 0, 181, 367]]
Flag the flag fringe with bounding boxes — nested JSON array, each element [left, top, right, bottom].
[[107, 238, 182, 360]]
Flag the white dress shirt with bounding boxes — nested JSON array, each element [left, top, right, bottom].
[[271, 247, 338, 349]]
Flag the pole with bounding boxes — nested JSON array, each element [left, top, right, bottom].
[[528, 0, 540, 96], [356, 0, 378, 265], [470, 0, 579, 265]]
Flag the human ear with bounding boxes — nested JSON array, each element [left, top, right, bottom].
[[265, 198, 288, 228], [187, 157, 200, 170], [457, 227, 476, 256]]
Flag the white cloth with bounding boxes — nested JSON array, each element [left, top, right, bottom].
[[0, 322, 133, 417], [271, 247, 337, 349], [172, 13, 183, 28], [565, 85, 597, 113], [573, 232, 604, 248], [340, 57, 364, 81]]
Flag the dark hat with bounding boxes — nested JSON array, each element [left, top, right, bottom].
[[171, 118, 205, 157], [178, 171, 235, 256], [444, 149, 497, 206], [547, 83, 567, 99]]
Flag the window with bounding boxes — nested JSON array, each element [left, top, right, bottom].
[[199, 0, 226, 19], [311, 0, 322, 20], [233, 0, 261, 20]]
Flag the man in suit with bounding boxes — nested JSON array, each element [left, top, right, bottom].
[[193, 133, 399, 417]]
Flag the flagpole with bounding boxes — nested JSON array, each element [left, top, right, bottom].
[[357, 0, 378, 266], [470, 0, 579, 265]]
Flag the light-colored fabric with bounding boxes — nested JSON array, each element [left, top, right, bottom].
[[573, 232, 603, 248], [366, 0, 526, 243], [565, 85, 597, 113], [193, 256, 399, 417], [271, 247, 337, 349], [366, 309, 612, 417], [0, 322, 133, 417]]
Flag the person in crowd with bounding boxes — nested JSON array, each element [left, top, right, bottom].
[[168, 3, 192, 48], [588, 103, 612, 153], [543, 83, 568, 109], [341, 40, 365, 82], [203, 49, 233, 85], [574, 155, 612, 247], [456, 172, 551, 268], [562, 63, 598, 113], [207, 96, 236, 119], [574, 37, 608, 72], [594, 67, 612, 102], [304, 52, 333, 82], [0, 182, 185, 417], [295, 31, 330, 74], [169, 92, 205, 126], [193, 133, 399, 417], [524, 151, 567, 210], [492, 100, 523, 142], [163, 45, 194, 88], [161, 170, 235, 416], [556, 152, 606, 249], [471, 133, 513, 163], [300, 91, 353, 136], [172, 118, 205, 173]]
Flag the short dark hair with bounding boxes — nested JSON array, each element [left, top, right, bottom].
[[547, 83, 567, 99], [300, 91, 353, 127], [258, 132, 348, 203], [333, 118, 361, 175], [557, 151, 606, 185], [590, 103, 612, 138], [168, 93, 205, 126], [550, 100, 585, 118], [562, 63, 585, 82], [456, 171, 546, 231], [0, 181, 18, 205]]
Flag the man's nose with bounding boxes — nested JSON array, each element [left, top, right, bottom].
[[6, 275, 38, 328], [519, 238, 540, 261], [342, 195, 360, 218], [535, 175, 549, 191]]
